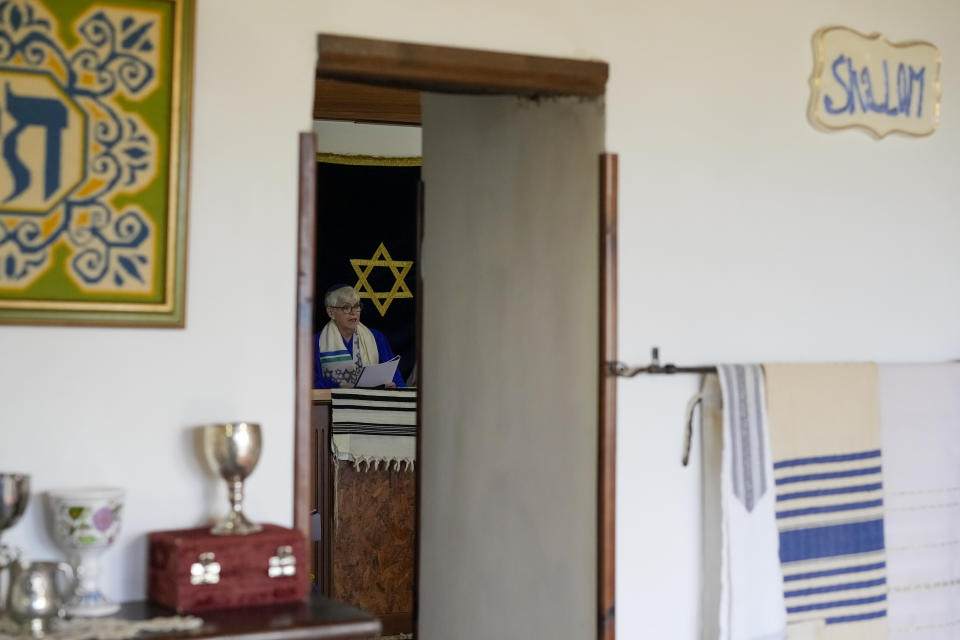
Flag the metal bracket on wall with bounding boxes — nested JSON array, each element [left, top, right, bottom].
[[606, 347, 717, 467]]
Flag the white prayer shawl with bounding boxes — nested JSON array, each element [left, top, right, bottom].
[[701, 369, 787, 640], [317, 320, 379, 387], [878, 364, 960, 640]]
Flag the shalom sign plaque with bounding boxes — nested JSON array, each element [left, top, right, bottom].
[[809, 27, 941, 138]]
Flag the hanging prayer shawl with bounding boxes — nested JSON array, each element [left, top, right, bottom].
[[719, 364, 772, 512], [878, 364, 960, 639], [765, 364, 888, 639], [317, 321, 380, 387], [331, 389, 417, 471], [701, 369, 786, 640]]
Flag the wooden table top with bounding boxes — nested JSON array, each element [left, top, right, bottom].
[[118, 594, 381, 639]]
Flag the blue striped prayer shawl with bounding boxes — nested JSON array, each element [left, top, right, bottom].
[[775, 449, 888, 627]]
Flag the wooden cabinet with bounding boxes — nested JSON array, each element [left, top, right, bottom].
[[312, 392, 415, 636]]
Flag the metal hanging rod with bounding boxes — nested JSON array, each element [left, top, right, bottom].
[[607, 347, 717, 377]]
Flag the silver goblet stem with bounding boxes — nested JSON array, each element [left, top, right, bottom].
[[230, 480, 244, 515], [209, 480, 260, 535]]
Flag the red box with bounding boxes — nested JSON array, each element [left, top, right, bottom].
[[148, 524, 309, 613]]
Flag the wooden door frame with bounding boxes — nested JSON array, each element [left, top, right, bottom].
[[295, 33, 614, 638], [598, 154, 617, 640]]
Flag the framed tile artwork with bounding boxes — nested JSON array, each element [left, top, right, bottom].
[[0, 0, 194, 326]]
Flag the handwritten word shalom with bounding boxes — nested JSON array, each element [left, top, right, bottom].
[[809, 28, 940, 137], [824, 55, 926, 118]]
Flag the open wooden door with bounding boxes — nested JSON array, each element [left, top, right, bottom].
[[417, 93, 605, 638]]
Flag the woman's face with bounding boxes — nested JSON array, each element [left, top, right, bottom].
[[327, 299, 362, 336]]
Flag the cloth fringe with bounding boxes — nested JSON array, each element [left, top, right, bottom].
[[344, 455, 416, 472], [331, 438, 415, 472]]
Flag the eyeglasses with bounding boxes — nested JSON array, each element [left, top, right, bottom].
[[330, 303, 363, 314]]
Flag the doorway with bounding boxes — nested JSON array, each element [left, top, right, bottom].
[[313, 115, 422, 636], [294, 34, 616, 640]]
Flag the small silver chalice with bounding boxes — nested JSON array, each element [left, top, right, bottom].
[[200, 423, 262, 535], [0, 473, 30, 566]]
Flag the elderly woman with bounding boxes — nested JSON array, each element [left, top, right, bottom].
[[313, 284, 405, 389]]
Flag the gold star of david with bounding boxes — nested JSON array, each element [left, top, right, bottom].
[[350, 242, 414, 316]]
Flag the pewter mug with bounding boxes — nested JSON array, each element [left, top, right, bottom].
[[7, 560, 75, 637]]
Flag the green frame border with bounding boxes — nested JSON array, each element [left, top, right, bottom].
[[0, 0, 195, 328]]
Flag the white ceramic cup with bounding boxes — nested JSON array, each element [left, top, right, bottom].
[[47, 487, 124, 617]]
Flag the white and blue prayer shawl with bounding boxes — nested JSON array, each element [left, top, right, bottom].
[[317, 320, 379, 387]]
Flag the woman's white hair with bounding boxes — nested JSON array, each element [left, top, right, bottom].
[[325, 285, 360, 308]]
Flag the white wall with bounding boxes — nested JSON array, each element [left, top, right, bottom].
[[614, 5, 959, 637], [312, 120, 421, 157], [0, 1, 957, 637]]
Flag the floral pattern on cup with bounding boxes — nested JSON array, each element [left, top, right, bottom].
[[50, 495, 123, 548]]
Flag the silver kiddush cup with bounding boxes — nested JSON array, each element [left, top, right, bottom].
[[200, 423, 262, 535], [0, 473, 30, 565]]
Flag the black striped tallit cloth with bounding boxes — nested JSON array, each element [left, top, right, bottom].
[[330, 389, 416, 436], [330, 389, 417, 471]]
